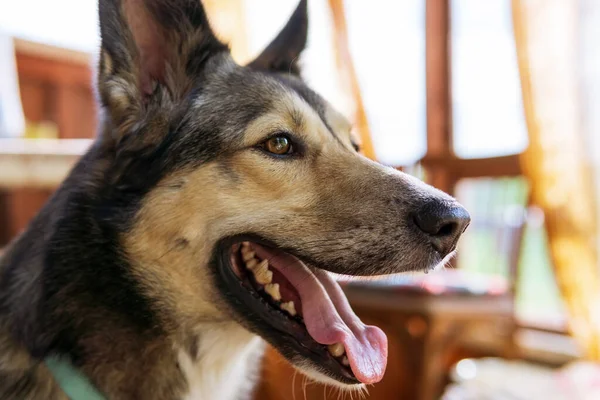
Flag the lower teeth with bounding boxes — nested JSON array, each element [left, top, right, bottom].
[[280, 301, 297, 316], [238, 244, 349, 369], [264, 283, 281, 301], [327, 342, 345, 357]]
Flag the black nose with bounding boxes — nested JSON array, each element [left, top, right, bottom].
[[412, 200, 471, 255]]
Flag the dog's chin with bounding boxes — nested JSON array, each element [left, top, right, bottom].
[[293, 362, 367, 391]]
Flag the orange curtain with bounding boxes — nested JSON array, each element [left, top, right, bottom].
[[0, 32, 25, 138], [327, 0, 376, 160], [203, 0, 249, 63], [512, 0, 600, 359]]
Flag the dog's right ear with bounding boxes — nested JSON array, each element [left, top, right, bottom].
[[97, 0, 228, 143], [247, 0, 308, 76]]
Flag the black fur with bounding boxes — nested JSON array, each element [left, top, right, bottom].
[[0, 0, 469, 397], [0, 1, 317, 395]]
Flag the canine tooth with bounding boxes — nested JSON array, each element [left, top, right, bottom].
[[328, 343, 345, 357], [245, 258, 258, 269], [280, 301, 296, 316], [242, 251, 256, 262], [253, 260, 272, 284], [256, 259, 268, 269], [341, 356, 350, 366], [264, 283, 281, 301], [255, 269, 273, 285], [241, 243, 252, 255]]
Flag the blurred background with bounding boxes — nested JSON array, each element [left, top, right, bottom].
[[0, 0, 598, 399]]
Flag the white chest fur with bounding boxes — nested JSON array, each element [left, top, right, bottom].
[[178, 326, 265, 400]]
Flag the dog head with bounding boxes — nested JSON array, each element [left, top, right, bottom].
[[96, 0, 469, 387]]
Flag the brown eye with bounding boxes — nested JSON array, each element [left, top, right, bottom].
[[264, 135, 292, 155]]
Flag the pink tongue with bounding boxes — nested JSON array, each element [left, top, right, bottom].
[[253, 245, 388, 384]]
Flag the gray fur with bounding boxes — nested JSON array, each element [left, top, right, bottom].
[[0, 0, 468, 398]]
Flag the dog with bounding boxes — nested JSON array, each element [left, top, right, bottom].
[[0, 0, 470, 398]]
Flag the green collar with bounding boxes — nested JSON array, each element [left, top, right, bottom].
[[45, 356, 105, 400]]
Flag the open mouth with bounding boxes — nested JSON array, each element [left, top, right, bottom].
[[214, 236, 388, 385]]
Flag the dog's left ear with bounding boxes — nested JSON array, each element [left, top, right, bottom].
[[247, 0, 308, 76], [98, 0, 229, 144]]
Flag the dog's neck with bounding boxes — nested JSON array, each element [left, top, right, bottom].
[[0, 145, 265, 399], [82, 323, 265, 399], [1, 301, 264, 399], [177, 325, 265, 400]]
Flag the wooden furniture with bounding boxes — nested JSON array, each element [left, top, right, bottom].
[[14, 39, 96, 140], [0, 139, 90, 189], [0, 39, 95, 245], [0, 138, 90, 243], [255, 272, 518, 400]]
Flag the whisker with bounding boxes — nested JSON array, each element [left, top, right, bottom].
[[302, 375, 308, 400], [292, 370, 298, 400]]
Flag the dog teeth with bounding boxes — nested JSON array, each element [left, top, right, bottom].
[[245, 258, 258, 269], [242, 251, 256, 262], [327, 343, 345, 357], [239, 242, 281, 302], [264, 283, 281, 301], [241, 243, 255, 259], [280, 301, 296, 316], [255, 258, 269, 272], [341, 356, 350, 366], [253, 260, 272, 284], [254, 269, 273, 285]]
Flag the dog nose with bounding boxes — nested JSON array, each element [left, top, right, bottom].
[[412, 200, 471, 255]]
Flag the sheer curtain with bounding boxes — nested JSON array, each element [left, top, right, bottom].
[[0, 30, 24, 138], [242, 0, 425, 166], [241, 0, 375, 159], [512, 0, 600, 358]]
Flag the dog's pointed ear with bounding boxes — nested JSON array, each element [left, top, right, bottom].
[[98, 0, 228, 138], [247, 0, 308, 76]]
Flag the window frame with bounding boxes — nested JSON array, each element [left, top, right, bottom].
[[421, 0, 565, 334], [423, 0, 522, 193]]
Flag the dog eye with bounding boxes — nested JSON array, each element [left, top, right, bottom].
[[264, 135, 293, 155]]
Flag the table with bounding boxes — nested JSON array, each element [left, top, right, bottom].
[[341, 272, 518, 400]]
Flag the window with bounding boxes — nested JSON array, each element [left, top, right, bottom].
[[245, 0, 426, 167], [455, 177, 528, 278], [516, 209, 566, 329], [329, 0, 564, 330], [455, 178, 566, 328], [451, 0, 528, 158], [0, 0, 99, 52], [422, 0, 565, 330], [345, 1, 426, 166]]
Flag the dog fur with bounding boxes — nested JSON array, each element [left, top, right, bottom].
[[0, 0, 468, 399]]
